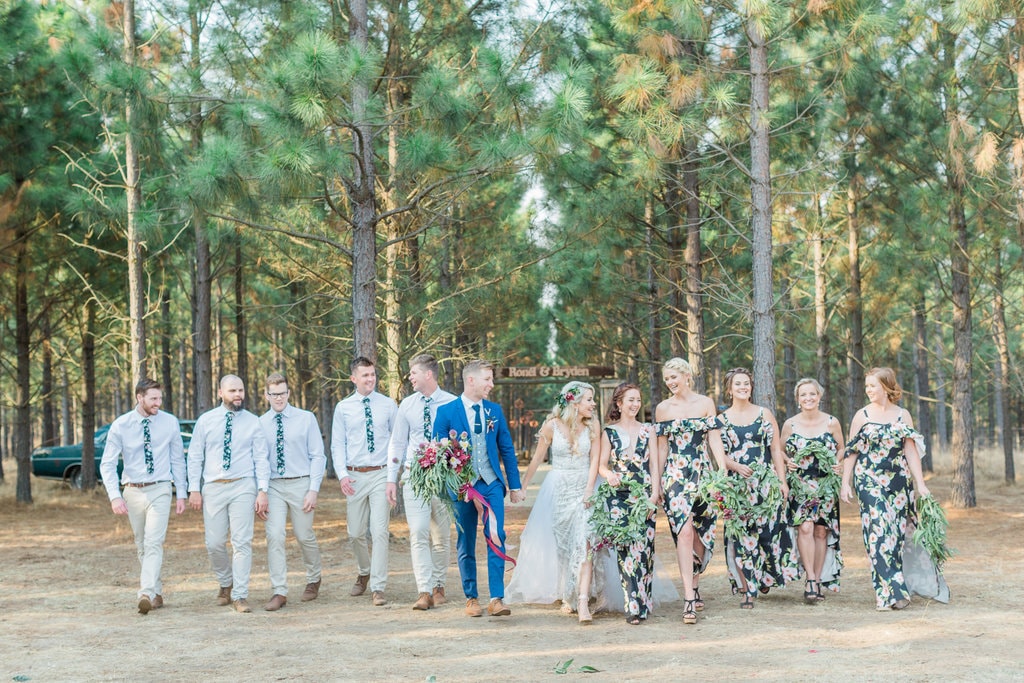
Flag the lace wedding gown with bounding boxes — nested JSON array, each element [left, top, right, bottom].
[[507, 427, 611, 609]]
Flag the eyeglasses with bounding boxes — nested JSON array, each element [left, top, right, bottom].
[[267, 391, 289, 398]]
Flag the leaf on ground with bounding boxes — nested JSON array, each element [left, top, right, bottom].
[[578, 665, 601, 673], [554, 659, 573, 674]]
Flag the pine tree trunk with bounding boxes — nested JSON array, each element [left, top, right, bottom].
[[14, 229, 32, 503], [61, 364, 73, 445], [912, 297, 933, 471], [747, 20, 776, 412], [846, 177, 865, 419], [992, 256, 1015, 484], [933, 322, 949, 453], [813, 228, 832, 416], [683, 139, 705, 394], [942, 22, 975, 508], [382, 76, 405, 399], [350, 0, 379, 361], [41, 313, 56, 447], [646, 200, 662, 406], [189, 8, 212, 415], [80, 299, 97, 491], [235, 237, 248, 393], [123, 0, 147, 386], [782, 285, 797, 421], [161, 277, 173, 413]]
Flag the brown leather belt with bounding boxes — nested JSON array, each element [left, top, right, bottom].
[[349, 465, 386, 473], [124, 480, 168, 488], [209, 477, 244, 484]]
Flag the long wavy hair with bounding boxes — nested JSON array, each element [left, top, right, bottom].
[[546, 381, 596, 455], [605, 382, 641, 423]]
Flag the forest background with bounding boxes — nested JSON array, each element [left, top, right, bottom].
[[1, 0, 1021, 508]]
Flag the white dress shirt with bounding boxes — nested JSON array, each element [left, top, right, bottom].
[[259, 404, 327, 492], [331, 390, 397, 479], [387, 388, 457, 484], [187, 406, 270, 492], [100, 409, 187, 501]]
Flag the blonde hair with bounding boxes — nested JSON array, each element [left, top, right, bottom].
[[663, 357, 693, 376], [794, 377, 823, 400], [867, 367, 903, 403], [546, 381, 596, 454]]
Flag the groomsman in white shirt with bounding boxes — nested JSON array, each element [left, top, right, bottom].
[[259, 372, 326, 611], [100, 378, 187, 615], [386, 354, 457, 611], [187, 374, 270, 613], [332, 356, 397, 606]]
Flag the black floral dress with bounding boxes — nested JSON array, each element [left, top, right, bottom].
[[604, 424, 656, 619], [718, 412, 798, 595], [656, 417, 718, 572], [845, 416, 947, 608], [785, 428, 843, 592]]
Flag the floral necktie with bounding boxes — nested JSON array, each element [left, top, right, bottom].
[[275, 412, 286, 475], [473, 404, 483, 435], [142, 417, 154, 475], [223, 410, 233, 470], [363, 396, 375, 453], [422, 396, 432, 440]]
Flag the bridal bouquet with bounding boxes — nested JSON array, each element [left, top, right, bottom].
[[408, 430, 474, 515], [786, 440, 841, 524], [588, 478, 654, 548], [700, 464, 784, 537], [913, 494, 954, 568]]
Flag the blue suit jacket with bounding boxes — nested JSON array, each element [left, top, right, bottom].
[[433, 397, 521, 492]]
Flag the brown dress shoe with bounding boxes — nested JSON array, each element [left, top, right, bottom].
[[431, 586, 446, 606], [264, 594, 287, 611], [301, 580, 321, 602], [138, 596, 152, 615], [217, 585, 233, 606], [487, 598, 511, 616], [464, 597, 482, 617], [350, 574, 370, 597], [152, 594, 164, 609], [412, 592, 433, 611], [372, 591, 387, 606], [233, 598, 252, 613]]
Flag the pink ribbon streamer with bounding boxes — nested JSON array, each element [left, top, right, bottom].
[[462, 485, 516, 567]]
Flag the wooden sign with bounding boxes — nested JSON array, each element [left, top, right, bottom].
[[499, 365, 615, 380]]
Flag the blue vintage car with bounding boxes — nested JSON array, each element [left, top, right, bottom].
[[30, 419, 195, 489]]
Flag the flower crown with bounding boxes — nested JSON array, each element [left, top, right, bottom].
[[555, 389, 579, 410]]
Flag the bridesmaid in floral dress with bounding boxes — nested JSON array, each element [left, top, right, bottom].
[[654, 358, 727, 625], [841, 367, 948, 611], [717, 368, 795, 608], [781, 378, 844, 603], [598, 383, 659, 625]]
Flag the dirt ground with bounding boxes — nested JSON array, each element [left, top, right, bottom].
[[1, 448, 1022, 682]]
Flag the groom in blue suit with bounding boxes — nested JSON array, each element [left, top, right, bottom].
[[432, 359, 523, 617]]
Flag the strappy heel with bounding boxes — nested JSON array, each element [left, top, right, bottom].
[[693, 586, 704, 612], [816, 581, 826, 602], [626, 614, 642, 625], [682, 599, 697, 624], [740, 591, 756, 609], [804, 579, 818, 604]]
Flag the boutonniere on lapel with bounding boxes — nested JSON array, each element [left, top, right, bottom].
[[485, 409, 496, 434]]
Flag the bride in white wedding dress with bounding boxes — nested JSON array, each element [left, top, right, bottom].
[[506, 381, 607, 623]]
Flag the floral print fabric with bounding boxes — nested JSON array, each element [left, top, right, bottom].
[[604, 424, 656, 619], [656, 417, 717, 571], [785, 430, 843, 591], [718, 412, 798, 594], [846, 419, 926, 608]]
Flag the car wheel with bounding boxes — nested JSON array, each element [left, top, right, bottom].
[[67, 466, 83, 490]]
